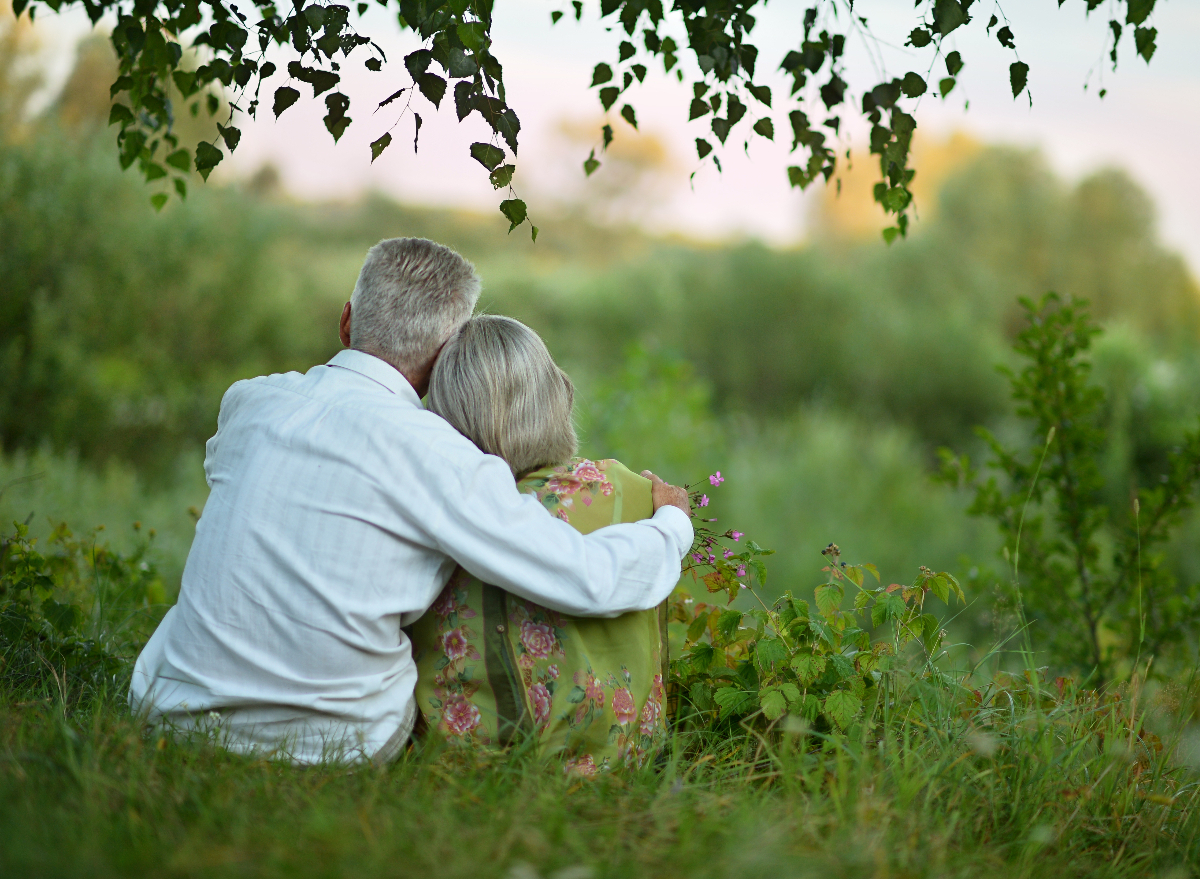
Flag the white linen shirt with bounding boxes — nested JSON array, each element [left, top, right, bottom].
[[129, 349, 693, 763]]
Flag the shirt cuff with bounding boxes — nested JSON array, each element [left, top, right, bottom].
[[649, 505, 695, 560]]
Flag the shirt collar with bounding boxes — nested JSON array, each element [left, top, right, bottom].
[[327, 349, 422, 406]]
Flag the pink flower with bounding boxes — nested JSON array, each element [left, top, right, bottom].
[[698, 495, 709, 507], [573, 460, 606, 482], [600, 480, 614, 496], [724, 550, 734, 559], [707, 553, 716, 564], [582, 496, 592, 506], [612, 687, 637, 725], [640, 674, 665, 736], [709, 472, 724, 486], [736, 565, 747, 578], [520, 619, 557, 659], [530, 682, 552, 727], [441, 696, 482, 736], [547, 664, 560, 679], [546, 474, 584, 496], [564, 754, 597, 777], [692, 553, 704, 564], [440, 627, 473, 661], [732, 531, 743, 541], [574, 670, 605, 706], [555, 509, 570, 523], [431, 588, 457, 618]]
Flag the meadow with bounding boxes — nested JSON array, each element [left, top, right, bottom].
[[4, 28, 1200, 877]]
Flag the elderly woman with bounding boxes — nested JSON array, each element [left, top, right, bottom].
[[410, 315, 669, 774]]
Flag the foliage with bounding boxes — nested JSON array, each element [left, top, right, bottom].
[[671, 507, 966, 735], [0, 520, 164, 699], [7, 0, 1167, 238], [940, 294, 1200, 682]]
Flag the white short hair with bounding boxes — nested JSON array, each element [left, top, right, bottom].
[[427, 316, 577, 478], [349, 238, 481, 373]]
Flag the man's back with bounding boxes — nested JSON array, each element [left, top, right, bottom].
[[131, 351, 465, 761]]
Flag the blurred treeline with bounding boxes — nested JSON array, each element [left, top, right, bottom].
[[4, 28, 1200, 649]]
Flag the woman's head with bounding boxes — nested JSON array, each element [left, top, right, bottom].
[[427, 315, 577, 477]]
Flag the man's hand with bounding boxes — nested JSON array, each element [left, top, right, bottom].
[[641, 470, 691, 517]]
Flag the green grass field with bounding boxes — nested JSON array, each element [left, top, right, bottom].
[[2, 667, 1197, 878]]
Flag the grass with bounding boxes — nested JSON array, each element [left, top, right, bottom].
[[2, 652, 1198, 878]]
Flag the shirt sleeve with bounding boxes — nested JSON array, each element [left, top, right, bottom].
[[415, 446, 694, 618]]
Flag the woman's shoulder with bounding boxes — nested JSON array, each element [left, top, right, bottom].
[[518, 458, 652, 529]]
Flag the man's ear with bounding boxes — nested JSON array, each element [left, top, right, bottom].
[[339, 302, 352, 347]]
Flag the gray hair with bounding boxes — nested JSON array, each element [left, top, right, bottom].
[[349, 238, 481, 373], [427, 316, 577, 478]]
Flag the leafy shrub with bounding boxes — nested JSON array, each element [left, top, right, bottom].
[[0, 520, 164, 700], [668, 525, 964, 737], [940, 294, 1200, 682]]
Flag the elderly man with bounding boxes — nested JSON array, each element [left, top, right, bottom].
[[129, 238, 692, 763]]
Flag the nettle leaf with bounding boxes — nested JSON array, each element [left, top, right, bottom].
[[688, 681, 714, 710], [755, 637, 788, 670], [370, 132, 392, 162], [498, 197, 527, 231], [716, 609, 743, 640], [685, 611, 709, 643], [900, 72, 926, 98], [814, 583, 843, 619], [713, 687, 755, 718], [470, 142, 505, 170], [830, 653, 855, 681], [760, 688, 787, 721], [791, 653, 826, 686], [1010, 61, 1030, 98], [823, 690, 862, 730], [273, 86, 301, 117]]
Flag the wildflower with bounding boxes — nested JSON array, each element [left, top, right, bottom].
[[707, 553, 716, 564], [709, 472, 724, 486], [736, 564, 746, 578], [723, 550, 734, 559], [731, 531, 743, 541], [698, 495, 709, 507], [692, 553, 705, 564]]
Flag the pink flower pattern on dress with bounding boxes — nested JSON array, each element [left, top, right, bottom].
[[564, 754, 597, 777], [520, 620, 557, 659], [640, 674, 665, 737], [440, 626, 474, 661], [612, 687, 637, 725], [431, 589, 457, 618], [441, 696, 482, 736], [530, 682, 552, 727]]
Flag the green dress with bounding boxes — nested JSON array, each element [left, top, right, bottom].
[[410, 458, 668, 774]]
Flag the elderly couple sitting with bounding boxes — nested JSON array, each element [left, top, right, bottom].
[[130, 237, 693, 772]]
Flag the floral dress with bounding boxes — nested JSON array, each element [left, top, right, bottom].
[[410, 458, 669, 774]]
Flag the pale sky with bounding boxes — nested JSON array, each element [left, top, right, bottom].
[[24, 0, 1200, 272]]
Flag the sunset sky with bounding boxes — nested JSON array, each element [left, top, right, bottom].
[[27, 0, 1200, 271]]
